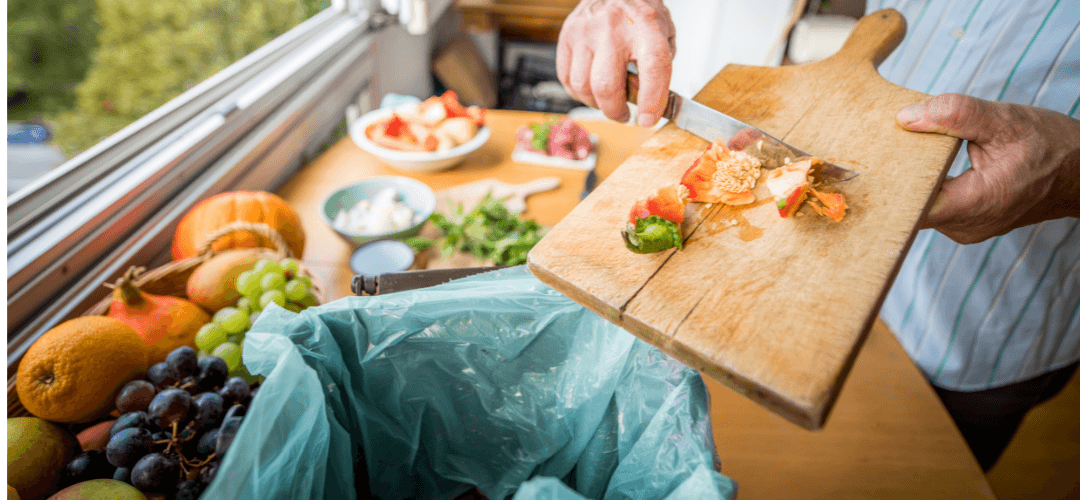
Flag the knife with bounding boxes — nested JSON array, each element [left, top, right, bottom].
[[626, 73, 858, 183], [352, 266, 508, 295]]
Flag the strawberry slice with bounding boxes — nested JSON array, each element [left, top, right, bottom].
[[440, 90, 470, 118]]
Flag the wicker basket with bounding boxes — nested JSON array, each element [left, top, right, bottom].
[[8, 221, 324, 419]]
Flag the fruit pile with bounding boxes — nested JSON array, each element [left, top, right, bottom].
[[60, 346, 258, 498], [11, 194, 321, 499], [194, 257, 316, 376]]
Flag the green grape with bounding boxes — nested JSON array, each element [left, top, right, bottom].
[[195, 323, 228, 352], [236, 270, 262, 297], [253, 259, 282, 276], [250, 312, 260, 325], [259, 290, 286, 309], [280, 258, 300, 276], [293, 274, 313, 288], [230, 364, 262, 385], [214, 307, 250, 335], [197, 349, 209, 359], [284, 302, 303, 313], [298, 292, 319, 308], [284, 280, 308, 302], [236, 297, 252, 314], [227, 334, 243, 345], [260, 271, 286, 292], [212, 342, 243, 372]]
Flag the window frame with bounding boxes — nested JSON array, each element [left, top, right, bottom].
[[7, 1, 380, 375]]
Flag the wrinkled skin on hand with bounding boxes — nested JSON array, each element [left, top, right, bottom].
[[557, 0, 676, 128], [898, 93, 1080, 244]]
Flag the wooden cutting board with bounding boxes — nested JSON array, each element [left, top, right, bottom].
[[526, 9, 961, 430]]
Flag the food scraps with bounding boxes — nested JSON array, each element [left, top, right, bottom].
[[622, 139, 848, 254], [365, 90, 485, 152]]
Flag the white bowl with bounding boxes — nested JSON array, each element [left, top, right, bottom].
[[348, 106, 491, 173]]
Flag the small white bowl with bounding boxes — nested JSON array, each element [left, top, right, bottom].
[[321, 176, 436, 248], [349, 106, 491, 173]]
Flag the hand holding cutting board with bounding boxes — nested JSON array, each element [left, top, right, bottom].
[[896, 93, 1080, 244], [533, 9, 962, 429]]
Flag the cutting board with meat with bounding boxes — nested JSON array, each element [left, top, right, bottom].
[[527, 9, 961, 430]]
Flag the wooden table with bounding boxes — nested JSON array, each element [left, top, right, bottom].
[[276, 109, 996, 499]]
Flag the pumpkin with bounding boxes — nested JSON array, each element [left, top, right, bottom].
[[172, 191, 306, 260]]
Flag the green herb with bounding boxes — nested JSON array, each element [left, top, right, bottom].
[[529, 117, 559, 152], [621, 215, 683, 254], [777, 198, 786, 209], [410, 193, 545, 266]]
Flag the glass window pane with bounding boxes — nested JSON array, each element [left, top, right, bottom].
[[7, 0, 332, 193]]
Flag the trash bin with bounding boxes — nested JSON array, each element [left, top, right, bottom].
[[206, 267, 737, 500]]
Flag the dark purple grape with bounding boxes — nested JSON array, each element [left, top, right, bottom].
[[147, 388, 193, 429], [116, 380, 156, 414], [113, 466, 132, 483], [191, 392, 226, 430], [218, 377, 251, 405], [105, 427, 153, 468], [196, 428, 219, 455], [179, 426, 198, 441], [196, 356, 229, 391], [147, 362, 180, 387], [151, 431, 170, 442], [176, 479, 204, 500], [216, 417, 243, 456], [110, 411, 152, 438], [223, 404, 246, 422], [246, 386, 259, 407], [131, 452, 180, 493], [166, 346, 199, 378], [59, 450, 115, 488], [199, 460, 219, 485]]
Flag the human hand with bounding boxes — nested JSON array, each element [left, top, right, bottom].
[[897, 93, 1080, 244], [557, 0, 676, 127]]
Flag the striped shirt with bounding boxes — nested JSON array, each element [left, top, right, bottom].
[[872, 0, 1080, 390]]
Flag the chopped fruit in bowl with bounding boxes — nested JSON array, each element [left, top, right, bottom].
[[349, 90, 490, 173]]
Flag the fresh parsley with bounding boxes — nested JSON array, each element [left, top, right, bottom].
[[405, 193, 545, 266]]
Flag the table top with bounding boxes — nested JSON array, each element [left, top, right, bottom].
[[275, 109, 996, 500]]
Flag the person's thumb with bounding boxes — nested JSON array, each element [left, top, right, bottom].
[[920, 168, 990, 230], [896, 93, 998, 143]]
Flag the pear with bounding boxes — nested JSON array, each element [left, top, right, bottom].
[[8, 417, 79, 500], [47, 479, 147, 500]]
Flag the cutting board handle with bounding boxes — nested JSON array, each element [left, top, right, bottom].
[[830, 8, 907, 68]]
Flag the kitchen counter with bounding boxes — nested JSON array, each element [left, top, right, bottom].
[[276, 109, 996, 499]]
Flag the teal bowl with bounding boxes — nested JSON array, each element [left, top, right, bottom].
[[321, 176, 436, 247]]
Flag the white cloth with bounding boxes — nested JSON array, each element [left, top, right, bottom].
[[667, 0, 797, 97], [872, 0, 1080, 390]]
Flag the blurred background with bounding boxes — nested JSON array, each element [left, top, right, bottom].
[[6, 0, 330, 193]]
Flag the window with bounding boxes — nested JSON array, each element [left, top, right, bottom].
[[6, 0, 387, 372]]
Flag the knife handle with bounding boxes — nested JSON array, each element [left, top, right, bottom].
[[625, 72, 678, 121]]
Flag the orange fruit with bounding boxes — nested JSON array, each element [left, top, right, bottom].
[[17, 316, 149, 423]]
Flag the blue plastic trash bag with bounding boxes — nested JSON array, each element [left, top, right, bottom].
[[206, 267, 737, 500]]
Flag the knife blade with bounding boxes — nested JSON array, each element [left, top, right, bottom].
[[626, 73, 857, 183], [352, 266, 507, 295]]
